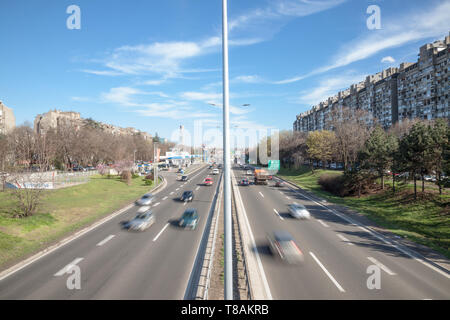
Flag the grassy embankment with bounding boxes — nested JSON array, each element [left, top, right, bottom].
[[0, 175, 157, 269], [277, 166, 450, 259]]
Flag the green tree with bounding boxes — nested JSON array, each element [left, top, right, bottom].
[[306, 130, 336, 171], [359, 126, 399, 190], [398, 122, 434, 199], [429, 119, 449, 195]]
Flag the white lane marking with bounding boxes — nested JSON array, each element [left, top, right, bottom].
[[153, 223, 170, 242], [162, 196, 168, 201], [183, 201, 187, 206], [285, 184, 450, 279], [337, 234, 353, 245], [195, 186, 200, 191], [54, 258, 84, 277], [368, 257, 396, 276], [176, 188, 180, 191], [286, 196, 290, 200], [96, 235, 115, 246], [309, 252, 345, 293], [170, 191, 174, 195], [273, 209, 284, 220], [258, 191, 264, 198], [153, 202, 160, 207], [317, 219, 329, 228]]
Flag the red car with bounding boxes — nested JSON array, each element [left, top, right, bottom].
[[204, 178, 213, 186], [239, 179, 250, 186]]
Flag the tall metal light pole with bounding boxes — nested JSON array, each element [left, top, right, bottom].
[[222, 0, 232, 300], [153, 142, 158, 187]]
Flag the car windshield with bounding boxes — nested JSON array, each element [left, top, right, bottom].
[[142, 194, 152, 199], [136, 212, 151, 219], [183, 210, 197, 218], [274, 231, 294, 242], [290, 204, 305, 210]]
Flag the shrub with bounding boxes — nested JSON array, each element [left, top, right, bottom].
[[132, 173, 140, 179], [144, 179, 153, 186], [318, 174, 348, 197]]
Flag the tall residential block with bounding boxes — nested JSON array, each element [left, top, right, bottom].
[[294, 33, 450, 132], [0, 101, 16, 134]]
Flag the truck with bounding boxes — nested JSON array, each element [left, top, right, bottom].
[[254, 168, 269, 185]]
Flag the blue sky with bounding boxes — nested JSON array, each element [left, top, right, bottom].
[[1, 0, 449, 144]]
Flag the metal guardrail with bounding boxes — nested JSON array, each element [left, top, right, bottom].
[[231, 170, 252, 300]]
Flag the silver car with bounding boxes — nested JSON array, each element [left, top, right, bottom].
[[288, 203, 311, 219], [135, 193, 154, 206], [123, 210, 155, 231]]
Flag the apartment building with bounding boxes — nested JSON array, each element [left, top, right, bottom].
[[294, 34, 450, 132], [0, 101, 16, 134], [34, 109, 152, 139]]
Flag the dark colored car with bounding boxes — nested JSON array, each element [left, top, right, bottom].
[[181, 175, 188, 181], [267, 231, 304, 264], [239, 178, 249, 186], [180, 190, 194, 202], [179, 208, 199, 229], [72, 165, 86, 172], [275, 181, 284, 187]]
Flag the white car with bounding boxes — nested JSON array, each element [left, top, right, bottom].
[[287, 204, 311, 219], [246, 170, 253, 176], [212, 169, 219, 175]]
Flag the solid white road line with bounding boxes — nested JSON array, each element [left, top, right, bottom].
[[54, 258, 84, 277], [368, 257, 397, 276], [337, 234, 354, 245], [273, 209, 284, 220], [96, 235, 115, 247], [153, 223, 170, 242], [153, 202, 160, 207], [285, 185, 450, 279], [309, 252, 345, 293], [258, 191, 264, 198], [317, 219, 329, 228]]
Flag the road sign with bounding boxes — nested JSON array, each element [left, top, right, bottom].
[[268, 160, 280, 171]]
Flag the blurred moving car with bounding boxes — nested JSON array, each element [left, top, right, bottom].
[[218, 164, 223, 169], [212, 169, 219, 175], [204, 177, 213, 186], [267, 231, 304, 264], [178, 168, 185, 174], [239, 178, 249, 186], [181, 175, 188, 181], [122, 208, 155, 231], [135, 193, 154, 206], [179, 208, 199, 229], [180, 190, 194, 202], [287, 203, 311, 219], [274, 181, 284, 187], [246, 170, 253, 176]]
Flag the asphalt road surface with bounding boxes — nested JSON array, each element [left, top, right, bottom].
[[0, 165, 221, 299], [232, 166, 450, 300]]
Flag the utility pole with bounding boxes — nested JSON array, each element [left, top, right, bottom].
[[222, 0, 232, 300], [153, 142, 158, 187]]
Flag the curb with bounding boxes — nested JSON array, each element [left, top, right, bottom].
[[183, 172, 223, 300], [0, 175, 167, 281], [275, 175, 450, 278]]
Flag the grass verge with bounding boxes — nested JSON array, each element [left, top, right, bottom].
[[0, 175, 156, 269], [278, 166, 450, 259]]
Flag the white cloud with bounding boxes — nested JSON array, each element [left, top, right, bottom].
[[276, 1, 450, 84], [181, 92, 222, 101], [296, 72, 367, 106], [233, 75, 264, 83], [82, 69, 123, 76], [381, 56, 396, 63]]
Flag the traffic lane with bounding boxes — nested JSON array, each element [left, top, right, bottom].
[[84, 173, 220, 299], [0, 166, 211, 299], [273, 183, 450, 299], [252, 182, 429, 299], [233, 170, 345, 299], [29, 168, 219, 299]]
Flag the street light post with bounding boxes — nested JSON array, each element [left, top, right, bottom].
[[222, 0, 233, 300], [153, 142, 158, 187]]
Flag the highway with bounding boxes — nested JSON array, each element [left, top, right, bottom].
[[232, 166, 450, 300], [0, 165, 220, 299]]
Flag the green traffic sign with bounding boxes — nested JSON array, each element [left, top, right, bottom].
[[268, 160, 280, 171]]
